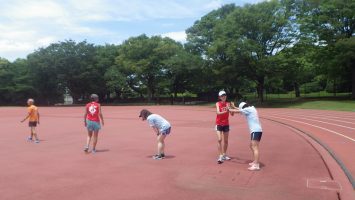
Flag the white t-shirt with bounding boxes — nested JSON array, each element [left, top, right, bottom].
[[239, 106, 262, 133], [147, 114, 171, 133]]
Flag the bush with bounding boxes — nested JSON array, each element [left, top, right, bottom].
[[300, 82, 323, 93]]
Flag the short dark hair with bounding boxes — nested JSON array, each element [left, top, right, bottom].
[[139, 109, 153, 120], [90, 94, 99, 101], [242, 103, 251, 109]]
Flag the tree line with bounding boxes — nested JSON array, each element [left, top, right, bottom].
[[0, 0, 354, 105]]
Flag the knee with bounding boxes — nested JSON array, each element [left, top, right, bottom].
[[217, 139, 222, 143]]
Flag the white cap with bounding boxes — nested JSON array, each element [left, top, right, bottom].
[[218, 91, 226, 96], [239, 102, 246, 110]]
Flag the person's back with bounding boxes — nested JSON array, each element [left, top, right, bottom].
[[239, 106, 262, 133], [147, 114, 171, 133]]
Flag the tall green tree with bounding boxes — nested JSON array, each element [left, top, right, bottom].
[[116, 35, 184, 102], [298, 0, 355, 98], [214, 0, 296, 101]]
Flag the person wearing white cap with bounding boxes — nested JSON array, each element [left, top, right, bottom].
[[215, 90, 236, 164], [230, 102, 262, 170]]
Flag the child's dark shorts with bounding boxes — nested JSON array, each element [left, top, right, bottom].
[[29, 121, 38, 127], [215, 125, 230, 133], [251, 132, 262, 141]]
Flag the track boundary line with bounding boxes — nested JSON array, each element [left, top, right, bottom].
[[268, 115, 355, 131], [264, 116, 355, 142], [261, 117, 355, 190]]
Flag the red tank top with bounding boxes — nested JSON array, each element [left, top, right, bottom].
[[216, 101, 230, 126], [86, 102, 100, 122]]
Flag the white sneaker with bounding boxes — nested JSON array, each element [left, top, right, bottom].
[[222, 155, 231, 161], [249, 162, 256, 166], [248, 164, 260, 171], [217, 156, 224, 164]]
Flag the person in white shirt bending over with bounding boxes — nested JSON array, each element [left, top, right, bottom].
[[139, 109, 172, 160], [230, 102, 262, 171]]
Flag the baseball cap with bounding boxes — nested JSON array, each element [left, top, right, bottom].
[[239, 102, 246, 109], [218, 91, 227, 96]]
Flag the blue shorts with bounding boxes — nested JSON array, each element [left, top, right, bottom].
[[86, 120, 101, 132], [160, 127, 171, 135], [251, 132, 262, 141]]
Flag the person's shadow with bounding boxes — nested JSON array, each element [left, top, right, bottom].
[[94, 149, 110, 153], [146, 155, 176, 159]]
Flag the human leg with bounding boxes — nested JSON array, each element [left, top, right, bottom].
[[92, 131, 99, 152]]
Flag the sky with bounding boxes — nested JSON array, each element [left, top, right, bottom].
[[0, 0, 264, 62]]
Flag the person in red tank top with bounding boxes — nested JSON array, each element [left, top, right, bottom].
[[215, 90, 235, 164], [83, 94, 104, 153]]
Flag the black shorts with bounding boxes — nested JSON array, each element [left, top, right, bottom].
[[251, 132, 262, 141], [216, 125, 229, 133], [29, 121, 38, 127]]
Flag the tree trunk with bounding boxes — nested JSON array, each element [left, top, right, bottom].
[[352, 65, 355, 99], [333, 78, 337, 97], [294, 82, 300, 97], [257, 77, 265, 102]]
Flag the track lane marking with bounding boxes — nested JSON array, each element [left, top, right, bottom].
[[267, 115, 355, 130], [264, 115, 355, 142]]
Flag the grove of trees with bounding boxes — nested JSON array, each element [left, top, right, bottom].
[[0, 0, 354, 105]]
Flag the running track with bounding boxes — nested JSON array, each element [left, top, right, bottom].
[[0, 106, 354, 200]]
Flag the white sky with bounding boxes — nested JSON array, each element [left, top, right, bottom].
[[0, 0, 264, 61]]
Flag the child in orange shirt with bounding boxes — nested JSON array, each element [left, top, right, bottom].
[[21, 98, 40, 143]]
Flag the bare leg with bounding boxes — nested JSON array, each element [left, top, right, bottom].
[[92, 131, 99, 151], [157, 134, 166, 155], [251, 140, 260, 164], [216, 131, 223, 156], [86, 131, 93, 148], [32, 127, 39, 141], [222, 132, 229, 155]]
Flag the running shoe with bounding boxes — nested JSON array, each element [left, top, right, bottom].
[[160, 153, 165, 158], [217, 156, 224, 164], [222, 155, 231, 161], [27, 137, 32, 141], [84, 146, 89, 152], [34, 140, 40, 143], [248, 164, 260, 171], [92, 149, 96, 154], [152, 155, 163, 160], [249, 162, 256, 166]]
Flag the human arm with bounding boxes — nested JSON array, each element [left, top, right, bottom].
[[152, 126, 160, 135], [21, 114, 30, 122], [37, 112, 40, 124], [216, 102, 229, 115], [99, 106, 104, 126], [84, 108, 88, 127]]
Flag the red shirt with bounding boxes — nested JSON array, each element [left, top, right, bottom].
[[86, 102, 100, 122], [216, 101, 230, 126]]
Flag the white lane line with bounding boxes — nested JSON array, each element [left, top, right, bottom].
[[268, 114, 355, 130], [265, 115, 355, 142], [262, 112, 355, 122]]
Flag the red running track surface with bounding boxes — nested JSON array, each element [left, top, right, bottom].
[[0, 106, 353, 200]]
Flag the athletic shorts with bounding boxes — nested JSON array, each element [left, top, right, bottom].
[[86, 120, 101, 132], [160, 127, 171, 135], [215, 125, 230, 133], [29, 121, 37, 127], [251, 132, 262, 141]]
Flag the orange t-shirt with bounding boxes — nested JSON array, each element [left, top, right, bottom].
[[28, 105, 39, 122]]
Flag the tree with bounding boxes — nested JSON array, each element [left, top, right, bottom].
[[213, 0, 296, 101], [298, 0, 355, 98], [116, 35, 184, 102]]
